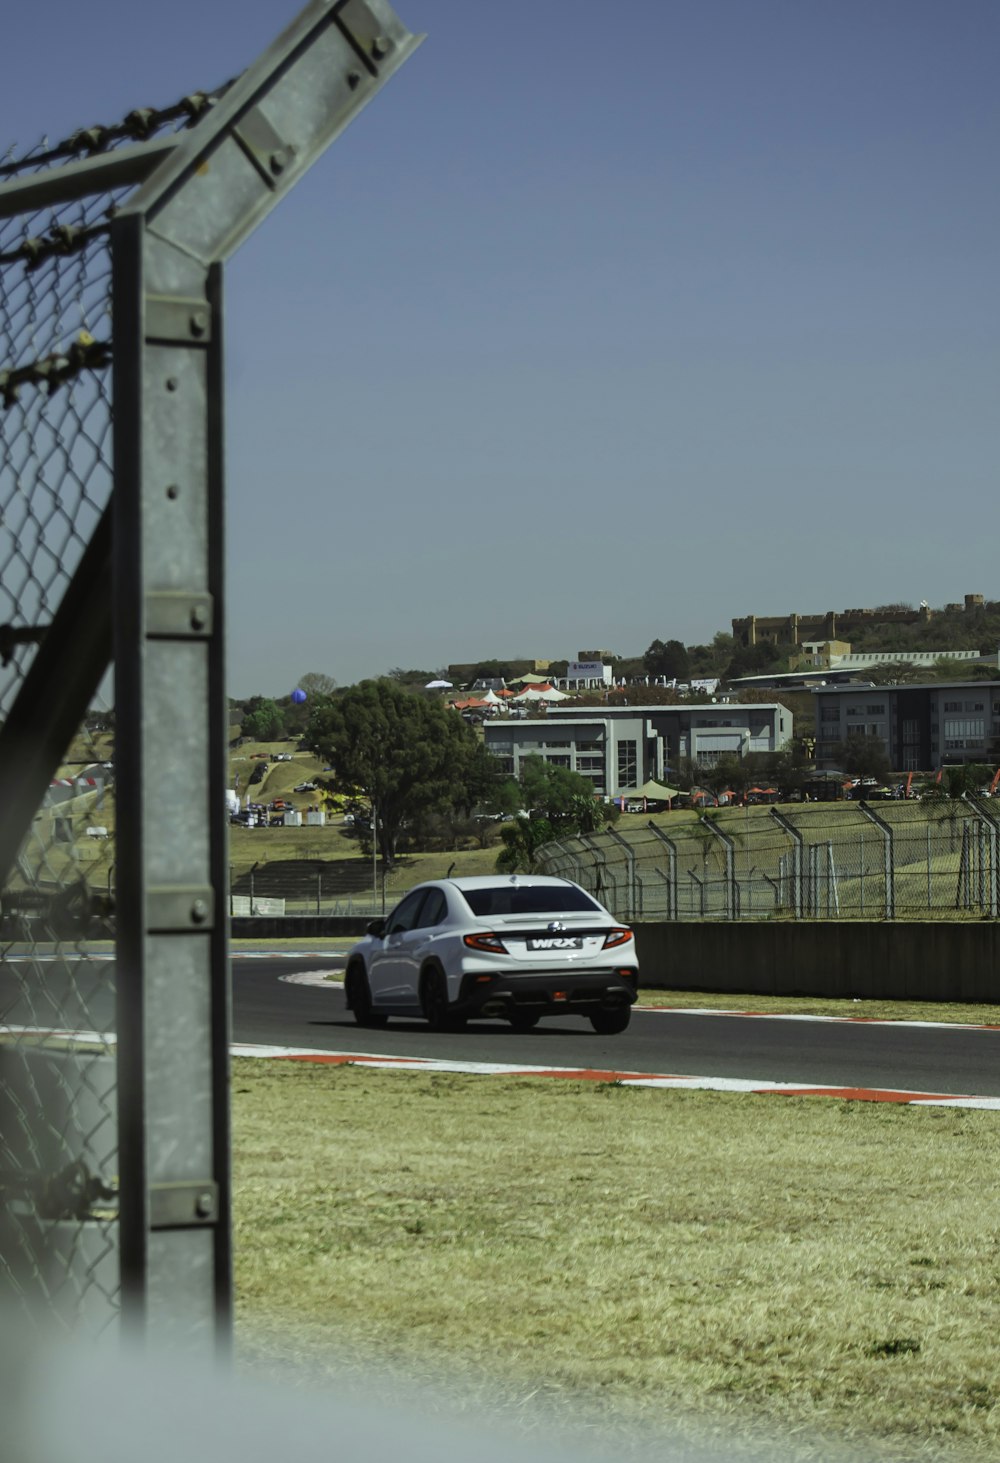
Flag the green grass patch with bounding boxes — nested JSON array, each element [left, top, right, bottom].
[[233, 1061, 1000, 1461], [634, 989, 1000, 1025]]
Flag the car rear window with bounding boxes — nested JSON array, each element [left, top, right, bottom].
[[460, 885, 603, 917]]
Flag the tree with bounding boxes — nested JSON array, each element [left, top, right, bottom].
[[495, 817, 558, 874], [495, 757, 611, 872], [766, 744, 811, 798], [642, 638, 690, 681], [306, 679, 496, 867], [687, 632, 736, 678], [297, 670, 338, 699], [522, 757, 610, 829], [726, 641, 784, 679], [242, 698, 285, 741], [833, 733, 892, 784], [702, 754, 752, 799], [933, 763, 994, 799]]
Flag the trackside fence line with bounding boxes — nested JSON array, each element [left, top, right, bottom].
[[536, 797, 1000, 923]]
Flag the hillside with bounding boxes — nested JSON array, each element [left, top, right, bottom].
[[837, 601, 1000, 656]]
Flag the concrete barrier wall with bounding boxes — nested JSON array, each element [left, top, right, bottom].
[[231, 915, 371, 939], [632, 922, 1000, 1004], [230, 916, 1000, 1003]]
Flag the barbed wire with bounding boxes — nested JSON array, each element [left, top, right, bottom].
[[0, 218, 113, 271], [0, 332, 111, 410], [0, 76, 241, 179]]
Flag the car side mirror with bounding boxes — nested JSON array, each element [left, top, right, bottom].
[[367, 918, 386, 938]]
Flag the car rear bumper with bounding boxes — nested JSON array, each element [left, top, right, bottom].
[[456, 967, 638, 1020]]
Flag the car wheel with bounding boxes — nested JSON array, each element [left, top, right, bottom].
[[346, 962, 388, 1028], [508, 1011, 540, 1031], [589, 1007, 631, 1035], [420, 967, 464, 1032]]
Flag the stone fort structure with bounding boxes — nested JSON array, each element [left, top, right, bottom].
[[732, 594, 984, 647]]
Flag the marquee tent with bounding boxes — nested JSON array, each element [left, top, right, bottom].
[[513, 686, 571, 703], [637, 779, 679, 802]]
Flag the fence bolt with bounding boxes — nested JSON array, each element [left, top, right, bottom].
[[165, 377, 178, 391], [269, 149, 287, 175], [195, 1190, 214, 1218], [372, 35, 391, 58], [190, 898, 209, 924], [189, 311, 208, 337], [190, 603, 207, 631]]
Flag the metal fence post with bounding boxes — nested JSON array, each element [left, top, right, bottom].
[[580, 835, 616, 915], [769, 808, 803, 918], [115, 0, 422, 1345], [962, 795, 1000, 918], [857, 801, 895, 920], [646, 822, 678, 920], [699, 815, 735, 919], [604, 826, 637, 922]]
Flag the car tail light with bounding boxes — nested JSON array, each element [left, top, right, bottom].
[[464, 932, 508, 954], [602, 927, 633, 950]]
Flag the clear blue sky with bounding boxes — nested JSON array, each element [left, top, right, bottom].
[[5, 0, 998, 694]]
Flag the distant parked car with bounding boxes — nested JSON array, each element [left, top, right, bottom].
[[294, 781, 316, 792], [344, 875, 638, 1035]]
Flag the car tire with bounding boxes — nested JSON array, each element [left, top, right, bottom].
[[420, 967, 464, 1032], [507, 1011, 540, 1031], [346, 962, 389, 1028], [589, 1007, 631, 1035]]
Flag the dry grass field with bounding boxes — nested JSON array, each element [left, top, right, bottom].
[[232, 1060, 1000, 1463]]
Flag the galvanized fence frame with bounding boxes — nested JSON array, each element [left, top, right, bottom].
[[537, 796, 1000, 924], [1, 0, 420, 1348]]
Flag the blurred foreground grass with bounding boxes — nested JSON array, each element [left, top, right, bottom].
[[233, 1060, 1000, 1462]]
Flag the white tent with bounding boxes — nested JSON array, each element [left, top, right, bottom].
[[425, 679, 453, 689], [515, 686, 570, 702]]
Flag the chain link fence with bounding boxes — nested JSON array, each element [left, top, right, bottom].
[[0, 0, 421, 1346], [0, 84, 240, 1337], [1, 136, 120, 1335], [539, 798, 1000, 923]]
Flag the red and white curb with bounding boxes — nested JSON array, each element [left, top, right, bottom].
[[3, 1024, 996, 1109], [230, 1042, 1000, 1110]]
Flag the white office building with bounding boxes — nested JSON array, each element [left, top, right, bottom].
[[484, 703, 793, 796]]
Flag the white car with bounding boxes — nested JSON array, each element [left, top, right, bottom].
[[344, 874, 638, 1035]]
